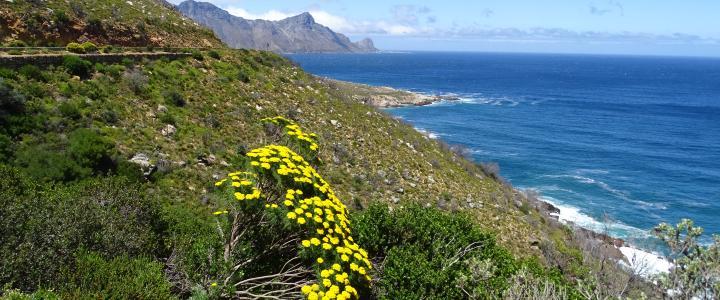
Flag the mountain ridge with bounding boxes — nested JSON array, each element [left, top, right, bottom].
[[176, 0, 378, 53]]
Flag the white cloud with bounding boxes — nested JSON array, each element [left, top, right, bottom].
[[223, 6, 422, 37], [225, 7, 294, 21]]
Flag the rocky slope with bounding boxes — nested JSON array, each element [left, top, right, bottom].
[[177, 0, 377, 53], [0, 0, 222, 47]]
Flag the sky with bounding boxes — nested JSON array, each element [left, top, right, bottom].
[[170, 0, 720, 57]]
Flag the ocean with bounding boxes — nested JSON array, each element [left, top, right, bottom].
[[287, 52, 720, 254]]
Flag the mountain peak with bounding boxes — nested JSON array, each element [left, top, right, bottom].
[[177, 3, 378, 53], [285, 12, 315, 25]]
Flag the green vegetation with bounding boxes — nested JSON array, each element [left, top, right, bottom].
[[654, 219, 720, 299], [3, 0, 713, 298]]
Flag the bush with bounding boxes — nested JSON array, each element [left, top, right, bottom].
[[0, 168, 165, 291], [18, 65, 45, 81], [0, 78, 26, 121], [123, 69, 148, 94], [63, 55, 93, 77], [6, 40, 27, 47], [352, 203, 519, 299], [654, 219, 720, 299], [58, 101, 81, 119], [190, 50, 204, 61], [0, 68, 16, 79], [208, 50, 221, 59], [66, 42, 85, 54], [67, 128, 115, 173], [81, 41, 98, 53], [164, 90, 186, 107], [61, 252, 173, 299]]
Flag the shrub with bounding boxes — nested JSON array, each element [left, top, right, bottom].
[[81, 41, 98, 53], [352, 203, 519, 299], [208, 50, 221, 59], [62, 55, 93, 77], [654, 219, 720, 299], [0, 68, 16, 79], [52, 10, 70, 25], [190, 50, 204, 61], [67, 128, 115, 174], [164, 90, 186, 107], [206, 117, 371, 299], [0, 168, 165, 291], [0, 78, 26, 120], [60, 252, 173, 299], [58, 101, 81, 119], [66, 42, 85, 54], [6, 40, 27, 47], [123, 69, 148, 94], [18, 65, 45, 81]]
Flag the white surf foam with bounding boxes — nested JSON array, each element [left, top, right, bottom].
[[540, 196, 672, 277], [618, 246, 672, 277]]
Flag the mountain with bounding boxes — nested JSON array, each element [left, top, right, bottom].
[[176, 0, 378, 53]]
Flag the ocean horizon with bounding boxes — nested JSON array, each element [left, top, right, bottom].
[[288, 51, 720, 258]]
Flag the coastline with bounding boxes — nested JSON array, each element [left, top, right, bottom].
[[527, 193, 672, 277], [319, 77, 460, 107], [323, 74, 675, 278]]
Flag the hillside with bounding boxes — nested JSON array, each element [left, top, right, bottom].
[[177, 0, 377, 53], [0, 1, 663, 299], [0, 0, 222, 47]]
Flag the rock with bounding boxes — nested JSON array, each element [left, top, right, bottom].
[[220, 160, 230, 167], [212, 173, 222, 180], [427, 176, 435, 183], [396, 188, 404, 194], [330, 120, 339, 127], [157, 105, 168, 113], [391, 196, 400, 204], [161, 124, 176, 136], [129, 153, 151, 168], [376, 170, 386, 178], [409, 183, 417, 188]]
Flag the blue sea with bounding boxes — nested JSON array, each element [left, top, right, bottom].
[[288, 52, 720, 251]]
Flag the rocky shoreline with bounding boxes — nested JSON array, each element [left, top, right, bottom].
[[321, 77, 461, 108]]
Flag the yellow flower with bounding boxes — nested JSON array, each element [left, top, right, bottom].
[[341, 254, 349, 262], [234, 192, 245, 200], [250, 161, 260, 166], [302, 240, 311, 247], [332, 263, 341, 272], [283, 200, 293, 206], [322, 279, 332, 287], [287, 212, 297, 219], [317, 257, 324, 264], [210, 282, 218, 287], [294, 208, 304, 215], [297, 217, 306, 225], [310, 238, 321, 246], [260, 162, 271, 169], [358, 267, 366, 275], [322, 243, 332, 250], [301, 285, 312, 294], [308, 292, 319, 300], [320, 269, 330, 278], [316, 229, 324, 235]]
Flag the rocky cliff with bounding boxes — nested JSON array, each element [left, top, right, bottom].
[[177, 0, 378, 53]]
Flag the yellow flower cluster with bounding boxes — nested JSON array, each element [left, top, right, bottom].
[[214, 171, 262, 201], [261, 116, 319, 151], [245, 144, 372, 300]]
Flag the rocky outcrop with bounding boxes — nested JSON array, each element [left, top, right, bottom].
[[176, 0, 378, 53]]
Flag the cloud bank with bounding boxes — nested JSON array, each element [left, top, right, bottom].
[[223, 5, 717, 45]]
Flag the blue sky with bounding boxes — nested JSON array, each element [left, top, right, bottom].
[[172, 0, 720, 56]]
